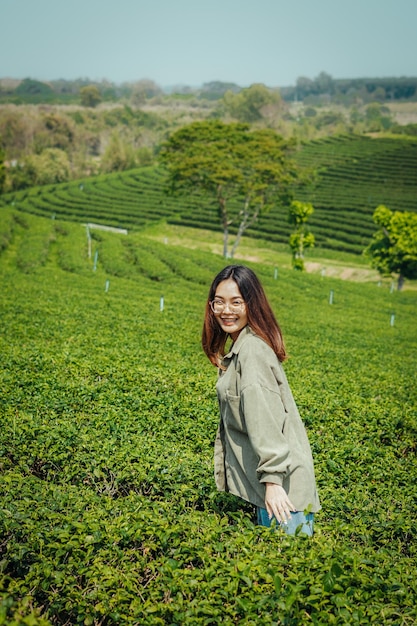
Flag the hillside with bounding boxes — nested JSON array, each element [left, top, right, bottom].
[[1, 208, 416, 624], [1, 134, 416, 258]]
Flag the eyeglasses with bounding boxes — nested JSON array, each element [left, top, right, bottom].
[[210, 299, 246, 314]]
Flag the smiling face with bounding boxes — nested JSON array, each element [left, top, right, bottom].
[[212, 278, 248, 341]]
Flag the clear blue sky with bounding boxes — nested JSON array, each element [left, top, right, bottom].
[[1, 0, 416, 88]]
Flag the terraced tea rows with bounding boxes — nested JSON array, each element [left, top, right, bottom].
[[1, 135, 416, 255]]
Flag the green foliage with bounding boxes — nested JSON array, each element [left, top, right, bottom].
[[0, 108, 29, 160], [0, 212, 416, 624], [160, 120, 297, 257], [1, 135, 417, 257], [223, 83, 282, 122], [390, 122, 417, 137], [365, 205, 417, 289], [80, 85, 102, 108], [33, 113, 75, 153], [200, 81, 241, 101], [0, 207, 16, 251], [13, 212, 56, 273], [102, 105, 162, 131], [288, 200, 314, 226], [101, 134, 137, 173], [283, 74, 417, 104], [29, 149, 71, 186], [129, 79, 162, 105], [14, 78, 53, 96], [288, 201, 315, 270], [294, 135, 417, 253], [364, 103, 393, 132]]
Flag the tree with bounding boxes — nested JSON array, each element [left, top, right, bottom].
[[288, 200, 315, 270], [365, 103, 392, 132], [15, 78, 53, 96], [0, 109, 31, 159], [130, 79, 162, 106], [314, 72, 334, 95], [159, 120, 297, 258], [33, 112, 75, 153], [29, 148, 71, 185], [223, 84, 282, 123], [80, 85, 102, 108], [101, 134, 137, 173], [200, 81, 241, 100], [365, 205, 417, 290]]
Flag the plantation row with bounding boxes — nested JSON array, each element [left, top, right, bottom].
[[1, 135, 416, 256], [1, 210, 416, 624], [295, 135, 417, 219], [0, 208, 226, 285]]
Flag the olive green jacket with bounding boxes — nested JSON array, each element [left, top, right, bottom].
[[214, 326, 321, 512]]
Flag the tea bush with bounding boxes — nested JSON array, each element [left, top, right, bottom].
[[0, 212, 416, 624]]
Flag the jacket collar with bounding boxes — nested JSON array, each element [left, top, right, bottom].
[[223, 325, 253, 359]]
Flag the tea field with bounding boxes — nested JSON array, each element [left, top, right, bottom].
[[1, 209, 417, 625], [1, 134, 416, 256]]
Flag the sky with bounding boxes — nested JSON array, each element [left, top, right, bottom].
[[1, 0, 417, 88]]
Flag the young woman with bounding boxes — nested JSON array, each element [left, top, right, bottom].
[[202, 265, 320, 535]]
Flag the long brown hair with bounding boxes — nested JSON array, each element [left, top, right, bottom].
[[202, 265, 287, 368]]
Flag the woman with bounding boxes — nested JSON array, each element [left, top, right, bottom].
[[202, 265, 320, 535]]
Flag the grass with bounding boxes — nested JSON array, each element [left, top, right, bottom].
[[140, 221, 398, 287]]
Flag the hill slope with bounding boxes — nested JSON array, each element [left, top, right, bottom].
[[1, 135, 416, 256], [1, 210, 416, 624]]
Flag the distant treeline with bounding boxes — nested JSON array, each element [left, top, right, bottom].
[[0, 78, 144, 105], [280, 72, 417, 104], [1, 73, 416, 105]]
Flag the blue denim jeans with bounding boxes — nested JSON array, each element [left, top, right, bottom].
[[257, 508, 314, 536]]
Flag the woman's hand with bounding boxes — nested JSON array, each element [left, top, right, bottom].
[[265, 483, 296, 523]]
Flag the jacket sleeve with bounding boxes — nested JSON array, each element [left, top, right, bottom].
[[239, 338, 291, 485], [241, 382, 290, 486]]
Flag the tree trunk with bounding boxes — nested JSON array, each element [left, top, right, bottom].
[[397, 274, 405, 291], [230, 196, 260, 258], [223, 227, 229, 258], [218, 185, 230, 258]]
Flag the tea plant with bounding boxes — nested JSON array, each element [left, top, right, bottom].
[[0, 213, 416, 624]]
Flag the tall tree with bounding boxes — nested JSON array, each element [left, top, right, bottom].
[[365, 205, 417, 290], [159, 120, 297, 258]]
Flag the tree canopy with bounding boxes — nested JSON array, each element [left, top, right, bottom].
[[15, 78, 53, 96], [159, 120, 298, 257], [365, 205, 417, 290], [222, 83, 282, 122], [80, 85, 102, 108]]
